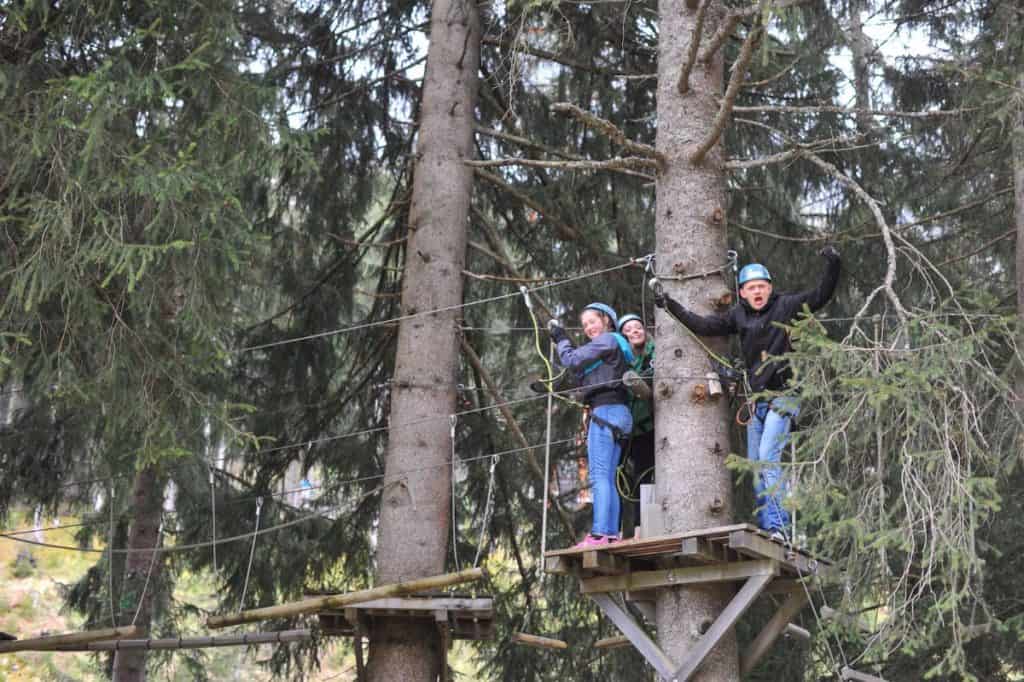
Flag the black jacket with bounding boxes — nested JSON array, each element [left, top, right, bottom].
[[662, 253, 841, 394]]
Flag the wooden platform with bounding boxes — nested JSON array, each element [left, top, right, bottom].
[[316, 595, 495, 642], [544, 525, 833, 682], [544, 523, 829, 581]]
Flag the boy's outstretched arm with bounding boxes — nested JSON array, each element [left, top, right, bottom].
[[654, 289, 736, 336], [793, 245, 841, 312]]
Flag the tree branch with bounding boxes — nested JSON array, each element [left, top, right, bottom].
[[550, 102, 666, 169], [465, 156, 657, 180], [481, 35, 643, 78], [729, 103, 973, 118], [699, 13, 742, 64], [801, 150, 909, 322], [690, 20, 764, 165], [677, 0, 711, 95], [473, 169, 582, 242], [475, 125, 586, 161]]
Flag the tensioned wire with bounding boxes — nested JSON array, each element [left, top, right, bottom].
[[234, 259, 641, 353]]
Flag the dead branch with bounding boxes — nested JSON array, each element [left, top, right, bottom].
[[465, 156, 657, 179], [460, 337, 576, 540], [743, 56, 801, 88], [690, 20, 764, 165], [462, 270, 549, 283], [677, 0, 712, 95], [729, 104, 973, 118], [700, 13, 742, 64], [473, 169, 582, 241], [801, 150, 909, 322], [935, 229, 1015, 267], [481, 36, 644, 78], [724, 148, 801, 170], [549, 103, 666, 169], [475, 125, 586, 161]]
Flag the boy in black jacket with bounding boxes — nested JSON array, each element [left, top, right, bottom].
[[654, 247, 841, 538]]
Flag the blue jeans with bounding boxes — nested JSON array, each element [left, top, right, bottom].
[[746, 397, 798, 532], [588, 404, 633, 537]]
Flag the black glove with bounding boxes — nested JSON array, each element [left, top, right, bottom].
[[548, 319, 568, 344], [819, 244, 840, 260]]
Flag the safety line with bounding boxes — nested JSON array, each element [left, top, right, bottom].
[[235, 260, 639, 353], [0, 438, 581, 555]]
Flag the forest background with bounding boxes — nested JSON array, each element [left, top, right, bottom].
[[1, 0, 1023, 680]]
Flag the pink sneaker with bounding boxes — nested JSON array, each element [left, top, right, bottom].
[[574, 534, 611, 549]]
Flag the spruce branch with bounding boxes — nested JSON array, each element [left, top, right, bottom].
[[729, 103, 974, 118], [690, 19, 764, 165], [677, 0, 711, 95], [801, 150, 909, 323], [465, 156, 657, 179], [473, 169, 582, 241], [699, 13, 742, 65], [549, 102, 666, 170], [475, 126, 586, 161]]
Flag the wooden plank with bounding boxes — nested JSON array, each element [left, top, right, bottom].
[[728, 530, 819, 576], [327, 597, 492, 617], [590, 593, 677, 680], [436, 610, 451, 682], [207, 566, 484, 629], [0, 626, 142, 653], [594, 635, 631, 650], [544, 524, 756, 558], [581, 560, 778, 594], [739, 589, 810, 675], [511, 632, 568, 650], [672, 571, 775, 681]]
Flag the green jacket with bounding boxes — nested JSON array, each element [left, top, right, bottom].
[[628, 340, 655, 434]]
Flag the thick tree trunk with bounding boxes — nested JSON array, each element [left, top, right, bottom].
[[365, 0, 480, 679], [111, 465, 164, 682], [655, 1, 740, 680]]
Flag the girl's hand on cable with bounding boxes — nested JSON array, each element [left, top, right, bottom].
[[548, 319, 568, 344]]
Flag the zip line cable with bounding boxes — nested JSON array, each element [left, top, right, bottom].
[[235, 260, 640, 353], [131, 519, 164, 627], [0, 437, 581, 555], [238, 497, 263, 613]]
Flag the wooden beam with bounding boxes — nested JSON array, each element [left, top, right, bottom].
[[50, 629, 310, 652], [728, 530, 821, 575], [590, 593, 677, 680], [511, 632, 568, 650], [207, 567, 484, 629], [582, 550, 626, 575], [594, 635, 631, 650], [0, 626, 142, 653], [786, 623, 810, 640], [544, 555, 576, 576], [672, 571, 775, 681], [581, 560, 778, 594], [739, 589, 810, 675]]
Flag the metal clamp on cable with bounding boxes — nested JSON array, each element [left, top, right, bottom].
[[519, 285, 533, 310]]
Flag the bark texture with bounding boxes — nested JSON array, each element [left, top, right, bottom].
[[1015, 74, 1024, 405], [111, 466, 164, 682], [365, 0, 480, 678], [654, 1, 741, 679]]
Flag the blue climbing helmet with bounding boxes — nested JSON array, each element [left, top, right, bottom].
[[617, 314, 643, 333], [582, 302, 619, 331], [738, 263, 772, 286]]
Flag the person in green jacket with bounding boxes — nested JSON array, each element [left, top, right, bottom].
[[617, 314, 654, 536]]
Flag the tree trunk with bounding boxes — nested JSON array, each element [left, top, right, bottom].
[[365, 0, 480, 679], [111, 465, 164, 682], [1015, 74, 1024, 403], [654, 1, 740, 680]]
